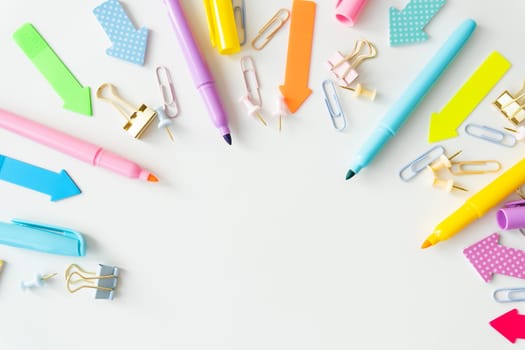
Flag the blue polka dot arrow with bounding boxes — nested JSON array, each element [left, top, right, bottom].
[[93, 0, 149, 66], [389, 0, 446, 47], [0, 154, 81, 202]]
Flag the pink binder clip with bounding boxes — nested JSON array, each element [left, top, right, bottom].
[[335, 0, 369, 27], [326, 40, 377, 86]]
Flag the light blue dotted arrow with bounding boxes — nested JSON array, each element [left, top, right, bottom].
[[390, 0, 446, 47], [93, 0, 149, 65]]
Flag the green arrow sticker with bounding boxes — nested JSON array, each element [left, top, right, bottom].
[[13, 23, 92, 116]]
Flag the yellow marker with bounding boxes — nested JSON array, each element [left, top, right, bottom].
[[422, 156, 525, 248], [203, 0, 240, 55], [428, 51, 510, 143]]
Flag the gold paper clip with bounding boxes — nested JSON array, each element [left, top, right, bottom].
[[65, 264, 119, 300], [493, 80, 525, 125], [251, 9, 290, 51], [328, 40, 377, 86], [449, 160, 502, 175], [232, 0, 246, 46], [97, 83, 157, 139]]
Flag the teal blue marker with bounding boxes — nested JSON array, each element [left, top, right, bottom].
[[346, 19, 477, 180]]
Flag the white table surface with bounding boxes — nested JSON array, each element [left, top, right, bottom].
[[1, 0, 525, 348]]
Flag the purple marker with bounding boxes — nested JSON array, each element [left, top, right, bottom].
[[497, 200, 525, 230], [163, 0, 232, 145]]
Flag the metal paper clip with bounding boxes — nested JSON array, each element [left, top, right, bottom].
[[232, 0, 246, 46], [327, 40, 377, 86], [449, 160, 502, 175], [465, 124, 516, 148], [493, 287, 525, 303], [493, 80, 525, 125], [399, 145, 445, 182], [156, 66, 179, 118], [65, 263, 120, 300], [97, 83, 157, 139], [251, 9, 290, 51], [240, 56, 261, 107], [322, 80, 346, 131]]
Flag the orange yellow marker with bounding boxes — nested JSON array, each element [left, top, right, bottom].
[[279, 0, 317, 113]]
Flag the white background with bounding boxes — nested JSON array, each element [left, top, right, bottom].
[[0, 0, 524, 348]]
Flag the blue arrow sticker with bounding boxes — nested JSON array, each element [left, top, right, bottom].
[[389, 0, 446, 47], [93, 0, 149, 65]]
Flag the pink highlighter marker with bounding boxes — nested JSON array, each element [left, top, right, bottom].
[[335, 0, 369, 27], [0, 108, 158, 182], [163, 0, 232, 145]]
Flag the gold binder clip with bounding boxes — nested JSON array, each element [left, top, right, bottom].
[[449, 160, 502, 175], [251, 9, 290, 51], [97, 83, 157, 139], [65, 263, 119, 300], [493, 80, 525, 125]]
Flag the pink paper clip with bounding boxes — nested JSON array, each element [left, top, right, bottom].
[[335, 0, 369, 27]]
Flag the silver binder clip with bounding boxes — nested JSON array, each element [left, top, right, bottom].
[[322, 80, 346, 131], [65, 263, 120, 300], [493, 287, 525, 303], [232, 0, 246, 46], [399, 145, 445, 182], [493, 80, 525, 125], [465, 124, 516, 148]]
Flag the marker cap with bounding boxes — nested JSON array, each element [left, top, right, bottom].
[[335, 0, 369, 27]]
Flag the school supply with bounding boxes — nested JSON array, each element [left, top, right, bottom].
[[232, 0, 246, 46], [340, 84, 376, 101], [449, 160, 501, 175], [0, 219, 85, 256], [430, 175, 467, 193], [464, 233, 525, 282], [155, 66, 179, 141], [399, 145, 445, 182], [97, 83, 157, 139], [494, 288, 525, 303], [335, 0, 369, 27], [322, 80, 347, 131], [0, 260, 4, 273], [240, 96, 266, 126], [93, 0, 149, 65], [203, 0, 240, 55], [327, 40, 377, 87], [497, 200, 525, 230], [490, 309, 525, 344], [0, 154, 81, 201], [0, 108, 158, 182], [163, 0, 232, 145], [426, 151, 462, 173], [465, 123, 516, 147], [493, 80, 525, 125], [65, 264, 119, 300], [346, 19, 476, 181], [429, 52, 510, 142], [274, 93, 290, 132], [505, 126, 525, 141], [422, 155, 525, 248], [251, 9, 290, 51], [389, 0, 446, 46], [240, 57, 261, 107], [21, 273, 57, 291], [12, 23, 92, 116], [279, 0, 317, 113]]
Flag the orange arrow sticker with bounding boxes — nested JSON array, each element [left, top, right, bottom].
[[279, 0, 316, 114]]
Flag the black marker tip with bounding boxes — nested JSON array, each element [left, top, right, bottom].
[[223, 134, 232, 145], [345, 170, 356, 181]]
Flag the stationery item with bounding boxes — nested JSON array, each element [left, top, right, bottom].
[[327, 40, 376, 87], [13, 23, 92, 116], [490, 309, 525, 344], [0, 154, 81, 201], [96, 83, 157, 140], [493, 80, 525, 125], [93, 0, 149, 65], [340, 84, 376, 101], [464, 233, 525, 282], [429, 52, 511, 142], [0, 260, 3, 272], [0, 219, 85, 256], [21, 273, 57, 291], [274, 93, 290, 132], [335, 0, 369, 27], [399, 145, 445, 182], [232, 0, 246, 46], [155, 66, 179, 141], [427, 151, 462, 172], [240, 95, 266, 126], [203, 0, 240, 55], [430, 176, 467, 193], [497, 200, 525, 230], [163, 0, 232, 145], [65, 264, 119, 300], [240, 57, 261, 107], [0, 108, 158, 182], [389, 0, 446, 46], [251, 9, 290, 51], [422, 156, 525, 248], [449, 160, 501, 175], [346, 19, 476, 181], [505, 126, 525, 141], [494, 288, 525, 303], [279, 0, 317, 113], [465, 123, 516, 147], [322, 80, 347, 131]]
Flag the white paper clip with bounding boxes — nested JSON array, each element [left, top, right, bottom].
[[399, 145, 445, 182], [465, 124, 516, 148], [322, 80, 346, 131], [155, 66, 179, 142], [493, 287, 525, 303]]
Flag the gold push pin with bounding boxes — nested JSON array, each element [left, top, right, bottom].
[[432, 177, 468, 193], [428, 150, 462, 172], [340, 83, 377, 101]]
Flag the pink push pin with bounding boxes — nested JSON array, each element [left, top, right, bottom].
[[335, 0, 369, 27]]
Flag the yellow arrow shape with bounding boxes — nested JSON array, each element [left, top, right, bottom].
[[428, 51, 510, 143]]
